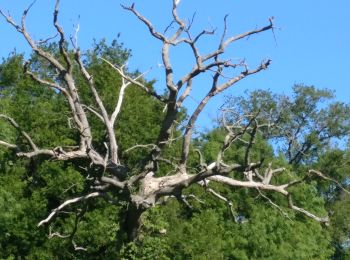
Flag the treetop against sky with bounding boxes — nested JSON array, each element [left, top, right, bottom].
[[0, 0, 348, 129]]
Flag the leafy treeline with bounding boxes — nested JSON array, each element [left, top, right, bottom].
[[0, 41, 349, 259]]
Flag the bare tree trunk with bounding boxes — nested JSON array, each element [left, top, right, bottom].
[[123, 204, 144, 241]]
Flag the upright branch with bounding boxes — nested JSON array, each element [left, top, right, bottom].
[[53, 0, 72, 74], [123, 1, 273, 174], [74, 49, 120, 164], [119, 2, 337, 225], [0, 1, 101, 165]]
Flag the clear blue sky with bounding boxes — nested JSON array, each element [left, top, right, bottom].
[[0, 0, 349, 130]]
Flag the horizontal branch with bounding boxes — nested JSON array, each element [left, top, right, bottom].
[[38, 192, 103, 227], [0, 140, 17, 149], [100, 176, 125, 189], [0, 111, 92, 164], [125, 143, 158, 153], [288, 195, 328, 223], [208, 175, 288, 195], [203, 18, 274, 62], [17, 148, 88, 160]]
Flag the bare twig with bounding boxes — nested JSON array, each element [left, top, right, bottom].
[[288, 195, 329, 223], [100, 57, 165, 103], [0, 114, 38, 151], [121, 3, 167, 42], [257, 189, 292, 221], [125, 144, 158, 153]]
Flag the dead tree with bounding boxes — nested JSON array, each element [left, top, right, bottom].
[[0, 0, 335, 242]]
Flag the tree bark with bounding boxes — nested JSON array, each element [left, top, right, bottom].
[[123, 203, 144, 241]]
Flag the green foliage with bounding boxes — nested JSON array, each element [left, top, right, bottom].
[[331, 193, 350, 253], [1, 55, 77, 150], [0, 40, 348, 259], [0, 160, 48, 257], [119, 194, 333, 259], [200, 127, 274, 167], [224, 85, 350, 164], [0, 39, 163, 258], [72, 39, 164, 168]]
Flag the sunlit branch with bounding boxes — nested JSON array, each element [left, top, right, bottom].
[[38, 192, 103, 227]]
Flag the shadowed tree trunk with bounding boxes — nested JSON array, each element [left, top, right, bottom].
[[123, 204, 145, 241]]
